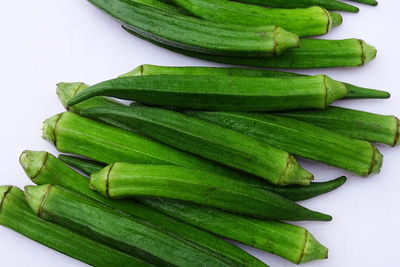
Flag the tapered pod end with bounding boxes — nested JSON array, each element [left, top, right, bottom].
[[329, 12, 343, 27], [274, 27, 300, 56], [369, 147, 383, 175], [324, 76, 348, 106], [344, 83, 390, 99], [361, 40, 377, 66], [42, 114, 62, 145], [89, 165, 112, 198], [0, 186, 12, 208], [298, 232, 328, 264], [278, 155, 314, 186], [119, 65, 144, 78], [19, 151, 48, 180], [24, 185, 52, 216], [56, 82, 89, 111]]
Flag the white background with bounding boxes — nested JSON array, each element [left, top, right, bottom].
[[0, 1, 399, 266]]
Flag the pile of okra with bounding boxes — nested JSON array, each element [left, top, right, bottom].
[[1, 0, 395, 266]]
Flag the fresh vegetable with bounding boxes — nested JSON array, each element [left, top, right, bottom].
[[67, 75, 348, 111], [173, 0, 341, 37], [121, 64, 390, 100], [348, 0, 378, 6], [143, 197, 328, 264], [88, 0, 299, 57], [129, 0, 188, 14], [187, 111, 383, 176], [123, 27, 377, 69], [58, 153, 347, 201], [20, 151, 263, 266], [0, 186, 149, 267], [21, 151, 328, 264], [25, 184, 248, 266], [234, 0, 359, 13], [278, 106, 400, 147], [90, 163, 331, 221], [80, 105, 314, 185]]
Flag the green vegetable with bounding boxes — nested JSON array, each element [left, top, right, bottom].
[[143, 197, 328, 264], [173, 0, 341, 37], [123, 27, 377, 69], [234, 0, 359, 13], [67, 75, 348, 111], [58, 153, 347, 201], [128, 0, 187, 14], [88, 0, 299, 57], [25, 184, 249, 266], [0, 186, 149, 267], [80, 105, 314, 185], [21, 151, 327, 264], [20, 151, 263, 266], [187, 111, 383, 176], [90, 163, 331, 221], [278, 106, 400, 147], [121, 64, 390, 100]]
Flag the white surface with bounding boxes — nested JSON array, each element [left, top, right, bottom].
[[0, 1, 399, 266]]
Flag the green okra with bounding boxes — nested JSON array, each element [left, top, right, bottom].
[[127, 0, 188, 14], [173, 0, 341, 37], [21, 151, 327, 264], [58, 153, 347, 201], [89, 0, 299, 57], [348, 0, 378, 6], [143, 197, 328, 264], [0, 186, 149, 267], [20, 151, 263, 266], [67, 75, 348, 111], [123, 27, 377, 69], [121, 64, 390, 100], [187, 111, 383, 176], [234, 0, 359, 13], [80, 105, 314, 186], [25, 184, 249, 266], [277, 106, 400, 147], [90, 163, 331, 221]]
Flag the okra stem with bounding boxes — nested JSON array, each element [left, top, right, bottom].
[[120, 64, 390, 100], [277, 106, 400, 147], [20, 150, 327, 264], [0, 186, 149, 267], [90, 163, 331, 221]]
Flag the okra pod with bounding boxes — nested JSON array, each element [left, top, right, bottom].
[[128, 0, 188, 14], [173, 0, 341, 37], [21, 151, 328, 264], [90, 163, 331, 221], [143, 197, 328, 264], [0, 186, 148, 267], [235, 0, 359, 13], [123, 27, 377, 69], [68, 75, 348, 111], [277, 106, 400, 147], [80, 105, 314, 185], [348, 0, 378, 6], [121, 64, 390, 100], [25, 184, 248, 266], [187, 111, 383, 176], [20, 151, 263, 266], [58, 153, 347, 201], [89, 0, 299, 57]]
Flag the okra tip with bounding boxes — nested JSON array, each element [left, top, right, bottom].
[[274, 27, 300, 55], [369, 147, 383, 175], [19, 151, 48, 180], [89, 165, 112, 197], [24, 185, 52, 215], [0, 185, 12, 207], [278, 155, 314, 186], [299, 232, 328, 264], [119, 65, 144, 78], [361, 40, 377, 65], [56, 82, 89, 110], [42, 114, 62, 145], [329, 12, 343, 28]]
